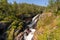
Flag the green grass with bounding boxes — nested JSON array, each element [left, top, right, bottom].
[[36, 13, 60, 40]]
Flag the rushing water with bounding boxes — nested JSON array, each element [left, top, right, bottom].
[[23, 14, 39, 40], [14, 14, 39, 40], [24, 28, 35, 40]]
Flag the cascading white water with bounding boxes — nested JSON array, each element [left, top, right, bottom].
[[23, 14, 39, 40], [24, 28, 35, 40], [14, 14, 40, 40]]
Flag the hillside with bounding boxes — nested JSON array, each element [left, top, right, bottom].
[[33, 12, 60, 40], [33, 0, 60, 40], [0, 0, 60, 40]]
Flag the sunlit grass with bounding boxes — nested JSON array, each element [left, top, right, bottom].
[[35, 13, 60, 40]]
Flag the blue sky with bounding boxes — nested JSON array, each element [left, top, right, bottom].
[[8, 0, 49, 6]]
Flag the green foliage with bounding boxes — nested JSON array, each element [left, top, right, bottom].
[[7, 26, 16, 40], [0, 0, 44, 40], [1, 0, 60, 40], [47, 0, 60, 16], [6, 20, 23, 40]]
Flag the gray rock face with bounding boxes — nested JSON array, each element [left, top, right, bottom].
[[0, 22, 7, 40], [0, 22, 7, 29]]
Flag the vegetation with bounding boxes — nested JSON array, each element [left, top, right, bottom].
[[0, 0, 44, 40], [0, 0, 60, 40], [34, 0, 60, 40]]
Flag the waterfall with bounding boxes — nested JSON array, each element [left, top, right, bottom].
[[23, 14, 39, 40]]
